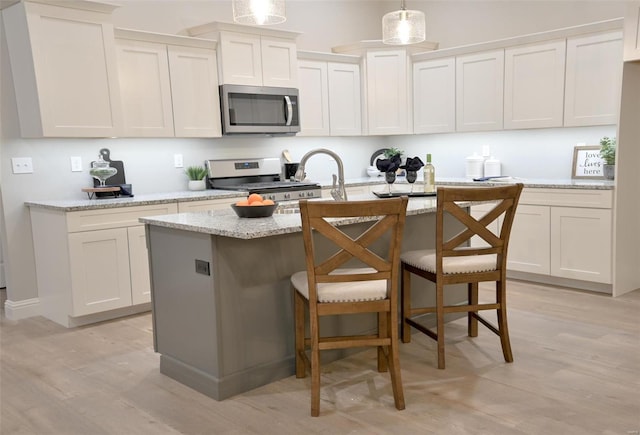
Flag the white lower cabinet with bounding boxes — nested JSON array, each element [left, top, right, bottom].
[[68, 228, 132, 316], [550, 207, 612, 283], [30, 203, 177, 327], [507, 205, 551, 275], [499, 188, 613, 289]]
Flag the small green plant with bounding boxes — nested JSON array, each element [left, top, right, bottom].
[[383, 147, 404, 158], [185, 165, 207, 180], [600, 137, 616, 165]]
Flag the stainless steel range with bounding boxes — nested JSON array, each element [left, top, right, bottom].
[[206, 158, 322, 202]]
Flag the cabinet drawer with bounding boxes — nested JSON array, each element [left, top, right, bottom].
[[519, 188, 613, 209], [67, 203, 178, 232], [178, 198, 239, 212]]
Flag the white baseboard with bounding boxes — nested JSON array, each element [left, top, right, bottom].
[[4, 298, 40, 321]]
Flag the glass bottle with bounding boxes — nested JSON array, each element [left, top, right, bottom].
[[423, 154, 435, 193]]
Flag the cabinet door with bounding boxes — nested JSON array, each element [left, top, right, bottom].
[[550, 207, 612, 284], [128, 226, 151, 305], [624, 3, 640, 61], [366, 50, 409, 135], [168, 45, 222, 138], [116, 39, 174, 137], [507, 205, 551, 274], [261, 37, 298, 87], [3, 1, 122, 137], [218, 31, 262, 85], [68, 228, 132, 316], [564, 31, 623, 126], [504, 40, 565, 129], [413, 58, 455, 134], [456, 50, 504, 132], [298, 60, 330, 136], [328, 62, 361, 136]]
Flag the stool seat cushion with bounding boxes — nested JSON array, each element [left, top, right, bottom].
[[291, 267, 387, 303], [401, 249, 497, 274]]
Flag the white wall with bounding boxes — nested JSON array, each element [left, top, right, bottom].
[[0, 0, 626, 311]]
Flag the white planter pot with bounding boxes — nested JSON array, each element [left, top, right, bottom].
[[188, 179, 206, 191]]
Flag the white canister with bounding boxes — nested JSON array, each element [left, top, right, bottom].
[[465, 153, 484, 179], [484, 156, 501, 177]]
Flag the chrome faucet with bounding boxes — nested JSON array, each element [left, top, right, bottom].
[[294, 148, 348, 201]]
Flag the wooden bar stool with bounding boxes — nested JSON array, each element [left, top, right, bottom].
[[400, 184, 523, 369], [291, 197, 408, 417]]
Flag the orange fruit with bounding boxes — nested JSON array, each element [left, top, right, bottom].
[[247, 193, 263, 204], [250, 201, 264, 206], [262, 199, 275, 205], [236, 199, 249, 206]]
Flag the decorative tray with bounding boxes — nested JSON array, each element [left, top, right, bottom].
[[373, 191, 437, 198]]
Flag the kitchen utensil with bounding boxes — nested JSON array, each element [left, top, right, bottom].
[[284, 162, 299, 180], [282, 149, 293, 163]]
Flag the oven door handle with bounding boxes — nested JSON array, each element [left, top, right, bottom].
[[284, 96, 293, 126]]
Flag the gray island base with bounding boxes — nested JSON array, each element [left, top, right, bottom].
[[142, 196, 470, 400]]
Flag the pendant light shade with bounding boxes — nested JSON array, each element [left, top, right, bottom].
[[232, 0, 286, 26], [382, 0, 425, 45]]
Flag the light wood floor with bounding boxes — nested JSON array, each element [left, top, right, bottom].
[[1, 281, 639, 434]]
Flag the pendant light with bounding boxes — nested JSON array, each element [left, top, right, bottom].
[[382, 0, 426, 45], [232, 0, 286, 26]]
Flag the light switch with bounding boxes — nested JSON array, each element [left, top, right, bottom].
[[11, 157, 33, 174], [174, 154, 184, 168], [70, 156, 83, 172]]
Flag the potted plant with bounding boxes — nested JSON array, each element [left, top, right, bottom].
[[185, 165, 208, 191], [600, 136, 616, 180]]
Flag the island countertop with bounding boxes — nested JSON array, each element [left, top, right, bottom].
[[139, 195, 448, 239]]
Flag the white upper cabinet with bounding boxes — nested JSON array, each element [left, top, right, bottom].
[[564, 31, 624, 126], [297, 54, 361, 136], [298, 60, 330, 136], [456, 50, 505, 132], [116, 38, 175, 137], [2, 0, 123, 137], [413, 57, 456, 134], [168, 45, 222, 138], [624, 2, 640, 61], [328, 62, 361, 136], [115, 30, 221, 138], [186, 22, 299, 87], [365, 49, 410, 135], [504, 40, 566, 129], [260, 37, 298, 87]]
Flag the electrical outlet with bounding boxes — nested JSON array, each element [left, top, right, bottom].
[[174, 154, 184, 168], [195, 259, 210, 276], [11, 157, 33, 174], [70, 156, 83, 172], [482, 145, 491, 157]]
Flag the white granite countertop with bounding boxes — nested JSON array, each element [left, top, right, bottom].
[[140, 195, 446, 239], [25, 177, 614, 212]]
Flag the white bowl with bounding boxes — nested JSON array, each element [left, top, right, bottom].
[[367, 166, 381, 177]]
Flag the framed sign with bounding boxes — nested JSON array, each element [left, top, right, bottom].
[[572, 145, 604, 179]]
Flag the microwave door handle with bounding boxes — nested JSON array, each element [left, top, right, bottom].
[[284, 96, 293, 126]]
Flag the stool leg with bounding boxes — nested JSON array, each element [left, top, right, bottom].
[[310, 309, 321, 417], [401, 265, 412, 343], [387, 308, 405, 410], [436, 281, 446, 369], [468, 282, 478, 337], [377, 312, 388, 372], [294, 289, 306, 378], [496, 280, 513, 363]]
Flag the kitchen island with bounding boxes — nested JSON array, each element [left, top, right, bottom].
[[140, 195, 469, 400]]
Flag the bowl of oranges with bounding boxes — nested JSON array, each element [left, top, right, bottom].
[[230, 193, 278, 218]]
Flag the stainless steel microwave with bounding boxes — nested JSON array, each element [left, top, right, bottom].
[[219, 84, 300, 135]]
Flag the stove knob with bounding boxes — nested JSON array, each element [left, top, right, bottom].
[[284, 193, 291, 200], [307, 191, 314, 197], [298, 192, 305, 198]]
